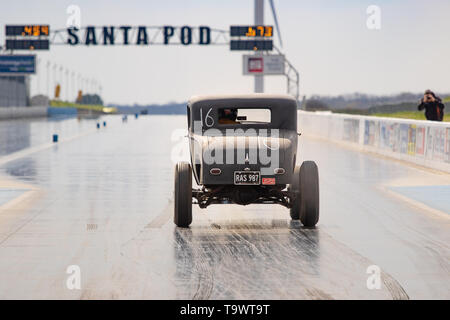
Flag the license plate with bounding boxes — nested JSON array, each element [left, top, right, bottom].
[[234, 171, 260, 185]]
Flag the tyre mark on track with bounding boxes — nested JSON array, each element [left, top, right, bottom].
[[306, 288, 334, 300], [381, 273, 409, 300], [175, 227, 215, 300], [97, 206, 413, 299], [170, 218, 405, 299]]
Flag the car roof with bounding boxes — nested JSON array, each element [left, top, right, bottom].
[[187, 94, 298, 131], [188, 93, 297, 106]]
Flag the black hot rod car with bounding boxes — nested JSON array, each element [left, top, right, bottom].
[[174, 94, 319, 227]]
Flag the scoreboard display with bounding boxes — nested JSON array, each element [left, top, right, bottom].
[[6, 25, 50, 37], [6, 39, 50, 50], [5, 25, 50, 50], [230, 26, 273, 37], [229, 25, 273, 51], [230, 40, 273, 51]]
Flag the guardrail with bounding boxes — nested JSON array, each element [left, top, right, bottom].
[[298, 111, 450, 173]]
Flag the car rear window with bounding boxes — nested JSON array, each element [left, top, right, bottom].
[[218, 108, 271, 124]]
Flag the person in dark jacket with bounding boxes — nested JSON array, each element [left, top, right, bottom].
[[418, 89, 445, 121]]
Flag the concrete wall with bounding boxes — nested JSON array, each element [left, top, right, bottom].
[[0, 106, 47, 120], [0, 107, 80, 120], [298, 111, 450, 173]]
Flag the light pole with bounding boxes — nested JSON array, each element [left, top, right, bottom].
[[52, 64, 57, 99], [46, 61, 50, 98], [77, 73, 81, 94], [71, 71, 75, 102], [36, 57, 41, 96], [65, 69, 69, 101], [59, 66, 63, 98], [254, 0, 264, 93], [93, 79, 97, 95]]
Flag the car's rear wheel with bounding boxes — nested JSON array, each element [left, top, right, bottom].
[[174, 162, 192, 228], [299, 161, 319, 227], [289, 165, 301, 220], [290, 161, 319, 227]]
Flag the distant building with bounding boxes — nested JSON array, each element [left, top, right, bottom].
[[0, 76, 29, 107], [30, 94, 49, 106]]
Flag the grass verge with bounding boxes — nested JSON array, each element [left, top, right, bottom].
[[50, 100, 116, 113]]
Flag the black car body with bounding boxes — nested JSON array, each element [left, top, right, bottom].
[[174, 94, 319, 228], [187, 94, 298, 186]]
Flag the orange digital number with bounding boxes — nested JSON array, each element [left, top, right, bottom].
[[41, 25, 49, 36], [245, 27, 256, 37], [33, 25, 40, 36], [24, 26, 32, 36], [264, 26, 273, 37], [257, 26, 264, 36]]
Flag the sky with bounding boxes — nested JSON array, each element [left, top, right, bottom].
[[1, 0, 450, 105]]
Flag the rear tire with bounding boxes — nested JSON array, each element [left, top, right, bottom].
[[289, 165, 301, 220], [299, 161, 319, 227], [174, 162, 192, 228], [289, 161, 319, 227]]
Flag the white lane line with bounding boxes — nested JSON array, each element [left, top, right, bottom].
[[0, 128, 98, 167], [0, 173, 43, 211], [302, 133, 450, 175], [0, 188, 39, 212], [0, 188, 29, 206], [379, 185, 450, 220]]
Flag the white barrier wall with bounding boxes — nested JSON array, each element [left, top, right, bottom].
[[298, 111, 450, 173], [0, 106, 47, 120]]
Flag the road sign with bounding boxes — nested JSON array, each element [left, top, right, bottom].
[[243, 54, 284, 75], [0, 55, 36, 75]]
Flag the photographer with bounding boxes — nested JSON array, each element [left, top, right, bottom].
[[418, 89, 445, 121]]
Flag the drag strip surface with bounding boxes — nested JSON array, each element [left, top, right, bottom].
[[0, 116, 447, 299]]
